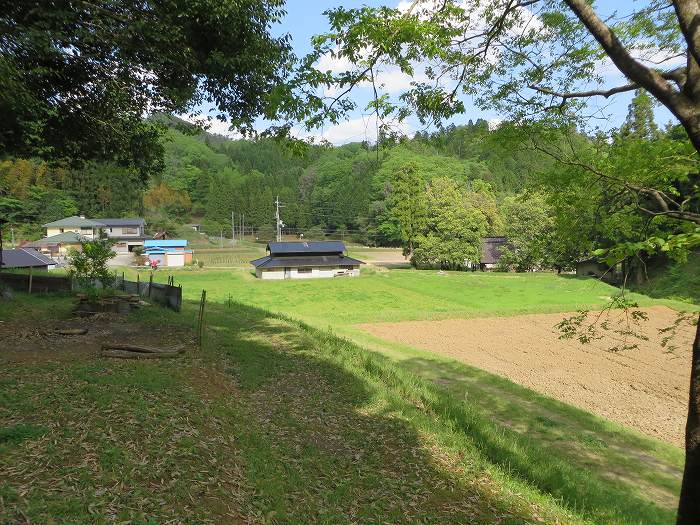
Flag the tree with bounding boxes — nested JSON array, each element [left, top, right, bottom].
[[499, 192, 554, 272], [0, 0, 292, 177], [620, 90, 661, 141], [298, 1, 700, 519], [387, 162, 427, 257], [411, 177, 488, 270], [68, 238, 117, 290]]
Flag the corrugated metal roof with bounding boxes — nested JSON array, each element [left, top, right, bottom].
[[99, 217, 145, 227], [1, 249, 56, 268], [24, 231, 86, 246], [267, 241, 346, 255], [251, 254, 364, 269], [42, 216, 106, 228], [144, 239, 188, 248]]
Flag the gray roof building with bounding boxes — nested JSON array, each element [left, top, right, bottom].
[[25, 232, 86, 246], [1, 249, 56, 269], [42, 216, 106, 228]]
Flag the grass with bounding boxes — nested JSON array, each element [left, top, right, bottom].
[[631, 253, 700, 305], [0, 292, 683, 523], [124, 266, 693, 327]]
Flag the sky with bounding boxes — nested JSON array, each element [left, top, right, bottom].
[[197, 0, 679, 144]]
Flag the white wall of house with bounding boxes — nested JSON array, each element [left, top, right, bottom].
[[106, 226, 143, 237], [46, 226, 99, 239], [166, 252, 185, 267], [257, 266, 360, 279]]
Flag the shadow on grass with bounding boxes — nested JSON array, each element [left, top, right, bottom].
[[189, 302, 531, 523], [144, 297, 680, 525], [399, 356, 682, 503]]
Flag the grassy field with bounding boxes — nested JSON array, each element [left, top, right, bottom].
[[127, 266, 691, 327], [0, 292, 684, 524]]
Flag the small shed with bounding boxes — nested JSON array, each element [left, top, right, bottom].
[[251, 241, 364, 279], [1, 249, 57, 270], [144, 239, 192, 267], [576, 258, 623, 285], [480, 237, 508, 270]]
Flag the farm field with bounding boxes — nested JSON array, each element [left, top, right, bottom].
[[359, 306, 694, 445]]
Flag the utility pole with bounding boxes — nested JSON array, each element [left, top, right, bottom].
[[10, 226, 15, 249], [275, 196, 281, 242], [231, 211, 235, 245], [242, 214, 245, 240]]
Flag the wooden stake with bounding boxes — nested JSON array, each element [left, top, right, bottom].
[[28, 266, 33, 294], [197, 289, 207, 352], [148, 273, 153, 298]]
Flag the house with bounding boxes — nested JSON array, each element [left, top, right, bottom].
[[576, 258, 623, 285], [37, 215, 148, 254], [23, 231, 86, 257], [99, 218, 148, 253], [143, 239, 193, 267], [1, 248, 56, 270], [43, 216, 104, 240], [251, 241, 364, 279], [480, 237, 508, 270]]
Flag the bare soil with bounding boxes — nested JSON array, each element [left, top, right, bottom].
[[359, 306, 696, 445], [0, 312, 193, 364]]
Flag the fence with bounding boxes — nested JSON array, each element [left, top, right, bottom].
[[0, 272, 72, 293], [0, 271, 182, 312], [118, 274, 182, 312]]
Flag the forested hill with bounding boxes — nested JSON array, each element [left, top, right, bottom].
[[1, 116, 555, 244], [147, 118, 558, 241]]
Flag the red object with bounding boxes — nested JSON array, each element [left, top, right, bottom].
[[150, 259, 159, 270]]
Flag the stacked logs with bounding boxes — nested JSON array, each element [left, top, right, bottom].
[[101, 343, 186, 359]]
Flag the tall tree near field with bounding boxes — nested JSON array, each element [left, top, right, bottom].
[[294, 1, 700, 520], [411, 177, 488, 269], [388, 163, 427, 257]]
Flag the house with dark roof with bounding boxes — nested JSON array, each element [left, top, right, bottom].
[[99, 218, 148, 253], [1, 248, 56, 270], [251, 241, 364, 279], [480, 237, 508, 270]]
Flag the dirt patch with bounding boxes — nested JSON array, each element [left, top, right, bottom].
[[359, 306, 695, 445], [0, 313, 194, 364]]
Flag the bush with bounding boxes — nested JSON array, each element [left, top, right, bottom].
[[68, 238, 116, 291]]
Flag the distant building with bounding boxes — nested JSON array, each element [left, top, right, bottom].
[[251, 241, 364, 279], [43, 216, 105, 240], [576, 258, 623, 285], [24, 231, 85, 257], [480, 237, 508, 270], [143, 239, 193, 267], [99, 218, 148, 253], [1, 248, 56, 270], [39, 215, 147, 253]]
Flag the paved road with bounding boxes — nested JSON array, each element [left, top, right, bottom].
[[107, 253, 134, 267]]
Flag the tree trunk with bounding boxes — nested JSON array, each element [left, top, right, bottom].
[[677, 313, 700, 524]]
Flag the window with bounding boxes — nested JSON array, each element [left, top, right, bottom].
[[297, 267, 312, 274], [123, 227, 138, 235], [59, 228, 64, 233], [341, 265, 356, 270]]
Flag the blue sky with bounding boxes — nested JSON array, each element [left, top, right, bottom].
[[200, 1, 679, 143]]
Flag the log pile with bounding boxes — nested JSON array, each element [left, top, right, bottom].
[[74, 294, 147, 316], [101, 343, 186, 359]]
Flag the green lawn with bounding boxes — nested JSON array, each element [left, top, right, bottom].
[[0, 293, 683, 524], [128, 266, 691, 327]]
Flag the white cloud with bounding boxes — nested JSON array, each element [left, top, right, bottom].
[[303, 114, 412, 145], [178, 113, 242, 139]]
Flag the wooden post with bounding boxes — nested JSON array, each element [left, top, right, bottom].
[[28, 266, 33, 294], [148, 273, 153, 298], [136, 273, 140, 296], [197, 289, 207, 352], [122, 271, 125, 291]]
